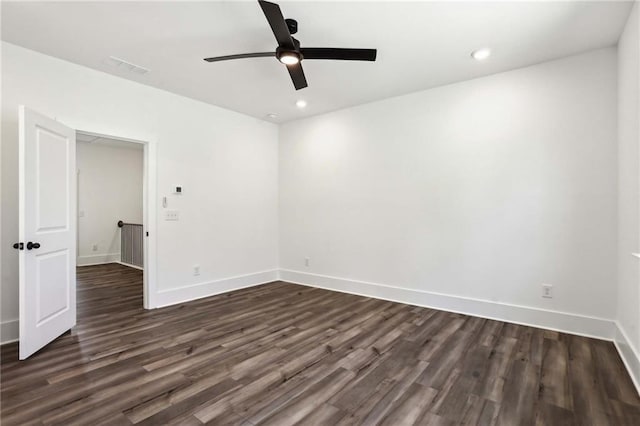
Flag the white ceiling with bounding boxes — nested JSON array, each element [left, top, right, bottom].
[[1, 1, 633, 123]]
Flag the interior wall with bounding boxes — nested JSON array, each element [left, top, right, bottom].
[[1, 42, 279, 342], [616, 1, 640, 391], [76, 141, 143, 266], [279, 48, 619, 337]]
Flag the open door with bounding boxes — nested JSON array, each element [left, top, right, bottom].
[[18, 106, 76, 360]]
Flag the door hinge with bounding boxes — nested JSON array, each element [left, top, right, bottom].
[[146, 231, 149, 237], [13, 242, 24, 250]]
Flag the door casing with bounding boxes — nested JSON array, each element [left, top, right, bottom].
[[75, 129, 157, 309]]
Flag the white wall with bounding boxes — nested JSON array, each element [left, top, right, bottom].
[[280, 48, 618, 338], [1, 42, 279, 342], [76, 141, 143, 266], [616, 1, 640, 392]]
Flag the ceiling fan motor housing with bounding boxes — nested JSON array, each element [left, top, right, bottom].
[[285, 18, 298, 34]]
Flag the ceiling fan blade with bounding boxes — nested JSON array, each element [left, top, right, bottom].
[[300, 48, 377, 61], [204, 52, 275, 63], [286, 63, 308, 90], [258, 0, 295, 49]]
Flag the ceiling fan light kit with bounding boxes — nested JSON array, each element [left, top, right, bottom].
[[203, 0, 377, 90], [277, 48, 301, 65]]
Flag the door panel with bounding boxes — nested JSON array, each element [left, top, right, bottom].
[[19, 106, 76, 360], [36, 127, 70, 231], [35, 249, 70, 325]]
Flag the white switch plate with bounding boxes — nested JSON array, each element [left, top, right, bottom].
[[542, 284, 553, 298], [165, 210, 179, 221], [193, 265, 200, 276]]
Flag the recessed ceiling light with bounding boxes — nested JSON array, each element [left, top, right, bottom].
[[266, 113, 278, 119], [296, 100, 307, 108], [471, 48, 491, 61]]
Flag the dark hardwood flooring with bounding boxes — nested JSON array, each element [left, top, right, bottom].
[[1, 263, 639, 425]]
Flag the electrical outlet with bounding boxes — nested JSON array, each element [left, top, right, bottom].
[[305, 257, 310, 267], [165, 210, 179, 221], [542, 284, 553, 299], [193, 265, 200, 276], [92, 244, 98, 252]]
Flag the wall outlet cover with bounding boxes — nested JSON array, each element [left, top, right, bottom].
[[165, 210, 179, 221]]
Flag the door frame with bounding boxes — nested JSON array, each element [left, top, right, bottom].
[[75, 129, 157, 309]]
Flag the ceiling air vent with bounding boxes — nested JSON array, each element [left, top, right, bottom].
[[106, 56, 149, 75]]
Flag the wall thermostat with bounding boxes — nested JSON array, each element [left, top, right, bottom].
[[174, 186, 182, 194]]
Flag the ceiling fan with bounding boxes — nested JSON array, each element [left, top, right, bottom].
[[203, 0, 377, 90]]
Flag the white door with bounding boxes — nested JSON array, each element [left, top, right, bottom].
[[19, 106, 76, 360]]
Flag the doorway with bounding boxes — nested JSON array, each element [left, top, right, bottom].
[[76, 132, 145, 310], [75, 129, 155, 309]]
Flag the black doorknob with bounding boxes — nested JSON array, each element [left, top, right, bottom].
[[26, 242, 40, 250], [13, 242, 24, 250]]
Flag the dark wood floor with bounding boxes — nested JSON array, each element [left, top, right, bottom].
[[1, 264, 639, 425]]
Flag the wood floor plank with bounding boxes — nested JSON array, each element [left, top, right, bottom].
[[298, 403, 347, 425], [259, 367, 356, 426], [353, 361, 430, 425], [1, 263, 638, 425], [495, 359, 539, 425], [378, 382, 437, 425], [539, 338, 572, 410]]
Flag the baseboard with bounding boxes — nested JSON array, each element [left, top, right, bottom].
[[614, 322, 640, 396], [77, 253, 120, 266], [154, 269, 280, 308], [1, 319, 19, 345], [116, 261, 144, 271], [279, 269, 615, 341]]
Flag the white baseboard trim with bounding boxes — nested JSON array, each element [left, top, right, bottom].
[[614, 322, 640, 396], [154, 269, 279, 308], [1, 319, 19, 345], [279, 269, 615, 341], [77, 253, 120, 266], [116, 261, 144, 271]]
